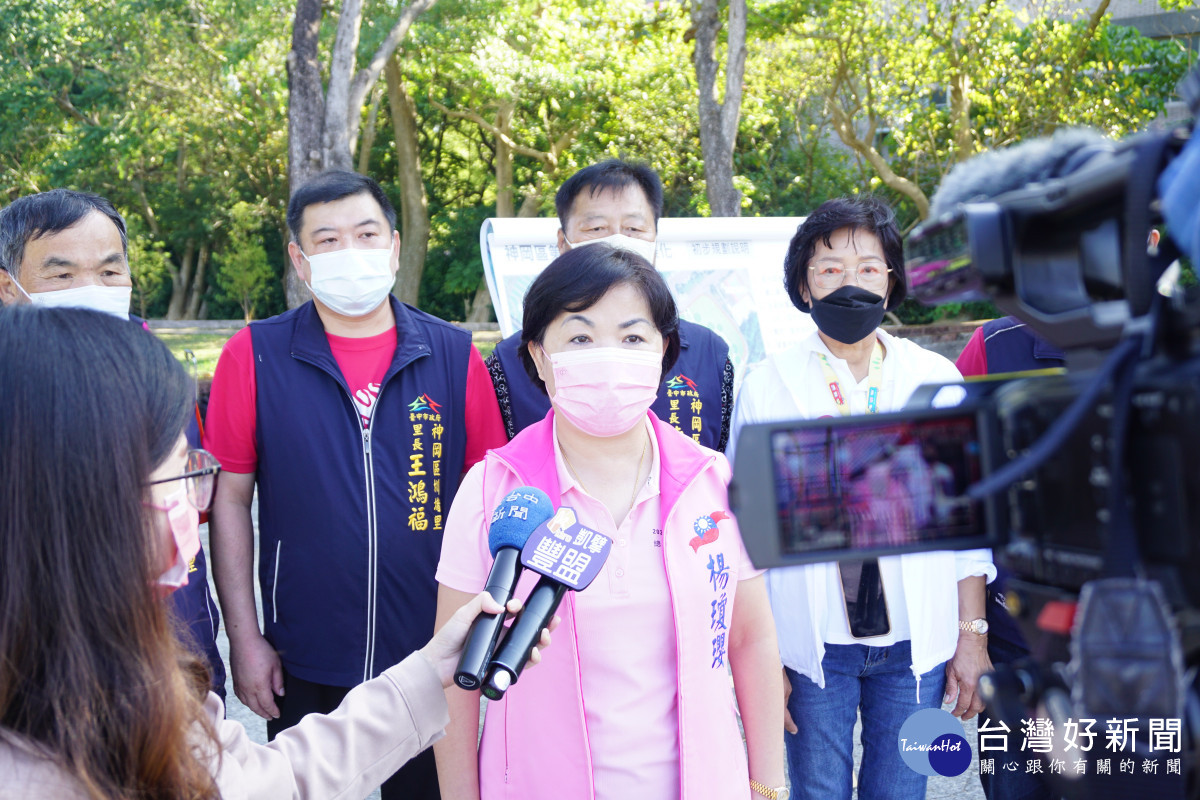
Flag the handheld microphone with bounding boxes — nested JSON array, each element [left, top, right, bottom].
[[481, 507, 612, 700], [453, 487, 554, 690]]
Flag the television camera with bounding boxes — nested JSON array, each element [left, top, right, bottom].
[[731, 67, 1200, 798]]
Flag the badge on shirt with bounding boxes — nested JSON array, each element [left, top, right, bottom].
[[689, 509, 728, 553]]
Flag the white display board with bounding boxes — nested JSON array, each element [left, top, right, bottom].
[[479, 216, 816, 383]]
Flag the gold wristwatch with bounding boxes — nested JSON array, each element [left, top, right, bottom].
[[959, 617, 989, 635], [750, 779, 790, 799]]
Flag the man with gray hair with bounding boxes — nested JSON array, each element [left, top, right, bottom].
[[0, 188, 227, 698], [0, 189, 133, 315]]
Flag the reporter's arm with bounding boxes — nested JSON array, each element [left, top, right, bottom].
[[729, 575, 787, 791], [211, 636, 450, 798], [209, 469, 282, 720], [432, 584, 483, 800]]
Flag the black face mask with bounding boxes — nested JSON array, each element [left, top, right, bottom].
[[809, 285, 887, 345]]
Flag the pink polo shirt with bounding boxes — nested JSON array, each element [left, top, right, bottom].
[[438, 418, 759, 799]]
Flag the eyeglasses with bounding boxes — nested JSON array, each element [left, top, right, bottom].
[[147, 449, 222, 512], [809, 262, 892, 291]]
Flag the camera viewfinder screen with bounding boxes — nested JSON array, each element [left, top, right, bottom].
[[770, 415, 983, 557]]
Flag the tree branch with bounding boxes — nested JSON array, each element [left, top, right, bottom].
[[349, 0, 439, 119], [428, 99, 553, 163], [828, 100, 930, 218]]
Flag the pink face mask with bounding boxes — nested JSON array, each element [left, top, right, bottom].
[[146, 485, 201, 594], [545, 347, 662, 437]]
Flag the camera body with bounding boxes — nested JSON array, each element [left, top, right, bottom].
[[730, 94, 1200, 796]]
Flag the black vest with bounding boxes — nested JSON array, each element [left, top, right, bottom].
[[250, 298, 470, 686]]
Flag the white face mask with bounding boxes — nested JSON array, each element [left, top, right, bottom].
[[14, 280, 132, 319], [302, 247, 395, 317], [565, 233, 658, 265]]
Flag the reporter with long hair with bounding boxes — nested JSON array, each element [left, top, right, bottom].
[[0, 306, 547, 800]]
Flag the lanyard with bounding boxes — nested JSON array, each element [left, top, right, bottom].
[[816, 340, 884, 416]]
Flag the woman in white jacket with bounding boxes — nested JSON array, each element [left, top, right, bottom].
[[728, 197, 995, 800]]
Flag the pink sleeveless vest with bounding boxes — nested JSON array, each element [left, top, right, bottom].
[[473, 411, 753, 800]]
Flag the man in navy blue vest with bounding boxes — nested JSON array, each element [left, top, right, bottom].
[[0, 189, 227, 701], [486, 159, 735, 450], [206, 171, 505, 799]]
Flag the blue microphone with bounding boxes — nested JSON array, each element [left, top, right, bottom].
[[453, 487, 554, 690]]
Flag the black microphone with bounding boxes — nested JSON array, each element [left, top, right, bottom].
[[481, 507, 612, 700], [453, 487, 554, 690]]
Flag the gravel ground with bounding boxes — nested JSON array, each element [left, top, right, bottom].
[[203, 517, 984, 799]]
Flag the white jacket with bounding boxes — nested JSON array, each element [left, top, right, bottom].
[[729, 328, 995, 689]]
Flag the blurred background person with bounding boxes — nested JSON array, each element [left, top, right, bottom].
[[0, 306, 546, 800], [435, 245, 786, 800], [729, 196, 995, 800], [486, 159, 735, 451], [0, 188, 225, 700]]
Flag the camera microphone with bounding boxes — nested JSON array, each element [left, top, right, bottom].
[[928, 128, 1112, 220], [480, 507, 612, 700], [453, 487, 555, 690]]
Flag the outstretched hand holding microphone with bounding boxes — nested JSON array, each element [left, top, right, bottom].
[[447, 486, 613, 699], [453, 487, 557, 689], [421, 587, 556, 688], [480, 504, 613, 700]]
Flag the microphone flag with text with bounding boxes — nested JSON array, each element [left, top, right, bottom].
[[454, 487, 555, 690], [481, 506, 613, 700]]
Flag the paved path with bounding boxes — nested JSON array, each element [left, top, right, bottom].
[[203, 520, 982, 799]]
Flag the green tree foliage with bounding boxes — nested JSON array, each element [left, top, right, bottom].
[[773, 0, 1188, 226], [213, 201, 280, 322], [0, 0, 290, 319], [0, 0, 1187, 326]]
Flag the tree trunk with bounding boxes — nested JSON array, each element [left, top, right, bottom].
[[385, 56, 430, 307], [167, 239, 195, 321], [493, 101, 515, 218], [185, 242, 208, 319], [692, 0, 747, 217], [358, 81, 385, 173], [323, 0, 364, 171], [464, 281, 493, 324], [949, 68, 973, 163], [284, 0, 439, 309], [463, 102, 517, 323], [285, 0, 324, 308], [827, 101, 930, 218]]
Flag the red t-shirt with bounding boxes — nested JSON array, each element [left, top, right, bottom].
[[204, 325, 505, 475], [954, 326, 988, 378]]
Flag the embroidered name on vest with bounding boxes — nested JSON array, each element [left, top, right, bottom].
[[407, 393, 446, 532], [665, 373, 705, 442], [707, 550, 731, 669]]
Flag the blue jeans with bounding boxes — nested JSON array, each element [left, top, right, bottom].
[[785, 641, 947, 800]]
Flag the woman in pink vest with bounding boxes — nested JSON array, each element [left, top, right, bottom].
[[434, 244, 787, 800]]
